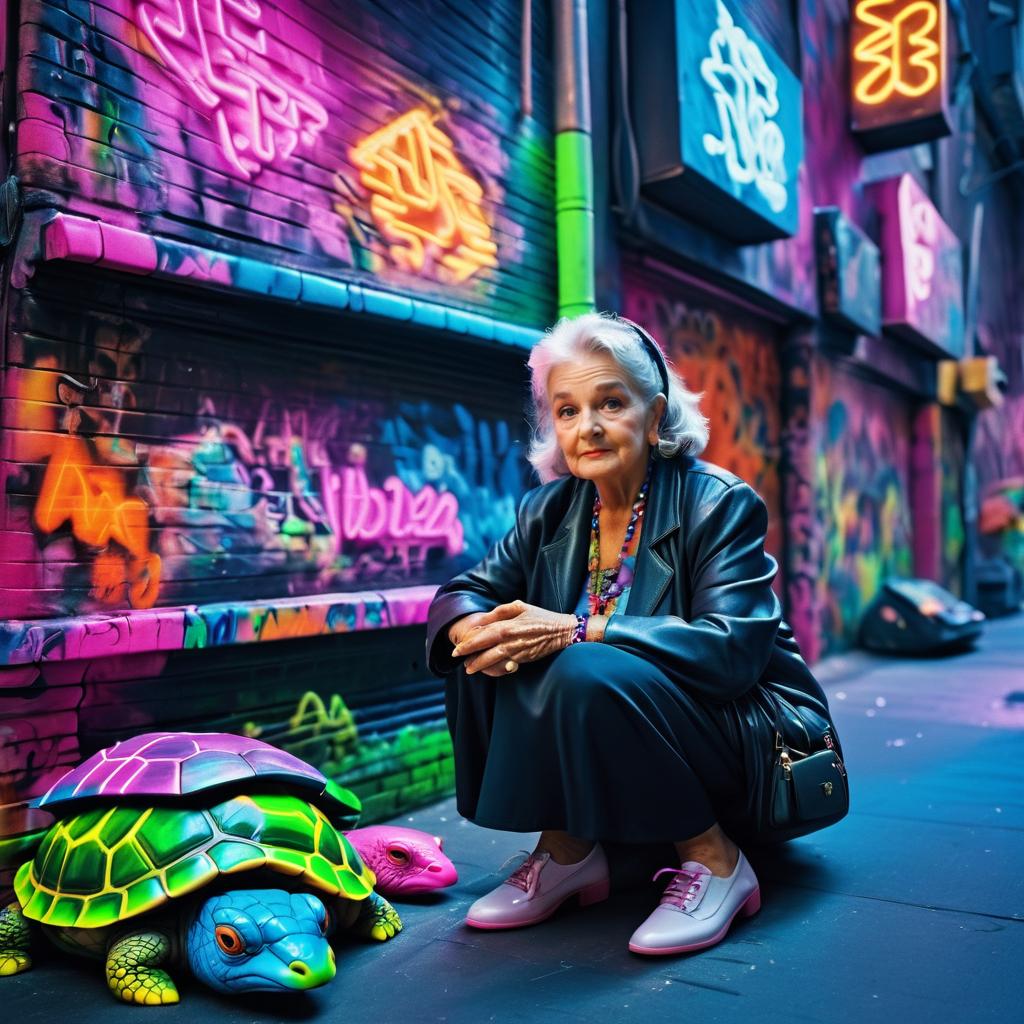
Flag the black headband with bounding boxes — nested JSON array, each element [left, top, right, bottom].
[[614, 316, 670, 397]]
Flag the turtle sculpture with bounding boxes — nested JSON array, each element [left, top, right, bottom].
[[344, 826, 458, 896], [0, 732, 403, 1004]]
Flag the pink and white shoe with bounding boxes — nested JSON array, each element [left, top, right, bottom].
[[628, 851, 760, 955], [465, 844, 610, 930]]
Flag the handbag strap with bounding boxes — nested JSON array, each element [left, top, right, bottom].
[[769, 700, 808, 758]]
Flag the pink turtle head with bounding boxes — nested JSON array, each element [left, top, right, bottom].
[[344, 825, 458, 896]]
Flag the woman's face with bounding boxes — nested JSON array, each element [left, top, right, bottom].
[[548, 350, 662, 492]]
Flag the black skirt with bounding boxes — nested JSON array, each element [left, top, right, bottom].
[[444, 641, 758, 844]]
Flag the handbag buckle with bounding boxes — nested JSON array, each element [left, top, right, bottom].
[[823, 732, 847, 777]]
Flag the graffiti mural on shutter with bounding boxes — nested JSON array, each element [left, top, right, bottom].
[[623, 268, 784, 587], [815, 362, 914, 654], [2, 270, 532, 621]]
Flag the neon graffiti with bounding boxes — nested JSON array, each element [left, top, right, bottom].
[[34, 377, 161, 609], [350, 109, 499, 283], [282, 692, 359, 765], [876, 175, 963, 356], [853, 0, 942, 105], [331, 464, 464, 557], [815, 364, 913, 654], [700, 0, 787, 214], [136, 0, 329, 179], [901, 187, 938, 302]]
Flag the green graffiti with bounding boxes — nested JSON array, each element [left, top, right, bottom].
[[241, 691, 455, 825], [183, 614, 208, 649]]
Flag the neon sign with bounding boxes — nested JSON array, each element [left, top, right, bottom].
[[136, 0, 329, 180], [350, 109, 499, 284], [902, 186, 938, 303], [629, 0, 802, 242], [853, 0, 940, 104], [814, 208, 881, 337], [330, 464, 464, 558], [850, 0, 950, 150], [876, 175, 963, 358], [700, 0, 787, 214]]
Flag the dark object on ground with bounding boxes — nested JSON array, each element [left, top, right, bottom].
[[975, 558, 1024, 618], [859, 578, 985, 654]]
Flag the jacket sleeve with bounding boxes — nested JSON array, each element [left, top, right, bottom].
[[424, 486, 537, 677], [601, 480, 781, 702]]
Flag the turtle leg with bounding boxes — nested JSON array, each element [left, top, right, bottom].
[[105, 930, 179, 1006], [349, 892, 402, 942], [0, 903, 31, 976]]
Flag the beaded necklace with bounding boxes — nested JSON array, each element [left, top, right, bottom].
[[586, 454, 654, 616]]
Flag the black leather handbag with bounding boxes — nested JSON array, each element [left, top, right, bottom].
[[765, 721, 849, 843]]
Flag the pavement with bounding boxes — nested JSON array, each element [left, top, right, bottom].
[[5, 615, 1023, 1023]]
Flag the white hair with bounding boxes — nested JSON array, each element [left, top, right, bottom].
[[526, 312, 709, 483]]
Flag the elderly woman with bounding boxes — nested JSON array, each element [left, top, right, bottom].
[[424, 313, 842, 955]]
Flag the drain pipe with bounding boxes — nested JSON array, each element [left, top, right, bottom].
[[554, 0, 596, 318]]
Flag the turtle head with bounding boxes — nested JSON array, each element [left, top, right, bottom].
[[187, 889, 336, 994]]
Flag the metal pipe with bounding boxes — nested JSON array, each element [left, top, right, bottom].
[[521, 0, 532, 120], [553, 0, 596, 317]]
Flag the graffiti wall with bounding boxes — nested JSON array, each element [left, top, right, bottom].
[[1, 267, 532, 620], [623, 266, 785, 581], [15, 0, 555, 326], [939, 409, 965, 594], [0, 626, 455, 881], [971, 176, 1024, 578], [815, 362, 914, 654]]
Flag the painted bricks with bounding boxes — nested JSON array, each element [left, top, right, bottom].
[[14, 0, 558, 327]]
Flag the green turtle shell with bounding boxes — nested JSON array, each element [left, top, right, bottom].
[[14, 793, 376, 930]]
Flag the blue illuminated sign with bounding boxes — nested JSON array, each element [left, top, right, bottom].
[[632, 0, 804, 242]]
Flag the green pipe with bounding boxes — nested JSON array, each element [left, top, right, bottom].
[[554, 0, 596, 319], [556, 129, 596, 318]]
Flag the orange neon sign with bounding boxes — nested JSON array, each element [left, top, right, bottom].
[[850, 0, 950, 150], [32, 376, 162, 609], [35, 436, 162, 608], [350, 109, 498, 284], [852, 0, 942, 105]]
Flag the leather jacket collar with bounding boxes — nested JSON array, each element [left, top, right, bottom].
[[538, 454, 681, 617]]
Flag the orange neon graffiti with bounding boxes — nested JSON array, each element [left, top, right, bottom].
[[852, 0, 942, 105], [33, 378, 161, 609], [350, 109, 498, 283]]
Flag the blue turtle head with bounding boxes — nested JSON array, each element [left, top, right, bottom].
[[187, 889, 336, 994]]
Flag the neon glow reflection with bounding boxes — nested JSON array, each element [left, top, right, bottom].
[[853, 0, 943, 106], [136, 0, 329, 180], [700, 0, 788, 214], [351, 109, 499, 283]]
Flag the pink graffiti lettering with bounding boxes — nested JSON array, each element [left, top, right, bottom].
[[332, 466, 463, 556], [136, 0, 329, 179], [900, 186, 938, 302]]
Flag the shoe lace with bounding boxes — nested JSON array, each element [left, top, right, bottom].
[[652, 866, 708, 911], [503, 850, 549, 893]]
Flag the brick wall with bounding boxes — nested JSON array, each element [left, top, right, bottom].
[[16, 0, 555, 324]]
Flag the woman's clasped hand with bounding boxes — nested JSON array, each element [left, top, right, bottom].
[[449, 601, 577, 675]]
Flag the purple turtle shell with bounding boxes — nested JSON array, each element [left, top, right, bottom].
[[38, 732, 329, 810]]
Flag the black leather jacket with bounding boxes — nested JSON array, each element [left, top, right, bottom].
[[425, 454, 840, 837]]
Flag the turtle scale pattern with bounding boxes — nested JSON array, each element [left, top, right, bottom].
[[38, 733, 331, 812], [14, 793, 375, 931]]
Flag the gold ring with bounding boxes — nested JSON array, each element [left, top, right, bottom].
[[504, 660, 518, 674]]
